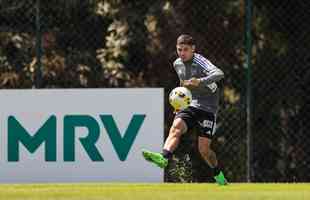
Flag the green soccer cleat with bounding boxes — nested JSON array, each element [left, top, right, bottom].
[[214, 171, 228, 186], [142, 149, 168, 169]]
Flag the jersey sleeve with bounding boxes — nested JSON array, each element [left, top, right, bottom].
[[194, 54, 224, 84], [173, 59, 185, 84]]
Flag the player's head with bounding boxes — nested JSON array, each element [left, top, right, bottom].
[[176, 34, 195, 62]]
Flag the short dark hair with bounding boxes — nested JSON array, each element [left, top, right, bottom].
[[177, 34, 194, 45]]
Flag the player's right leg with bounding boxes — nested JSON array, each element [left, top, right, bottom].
[[141, 150, 169, 168], [163, 118, 188, 153], [142, 111, 192, 168]]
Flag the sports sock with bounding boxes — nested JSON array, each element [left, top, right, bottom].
[[162, 149, 173, 159], [213, 166, 221, 176]]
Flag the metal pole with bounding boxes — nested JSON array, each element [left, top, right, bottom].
[[245, 0, 253, 182], [35, 0, 42, 88]]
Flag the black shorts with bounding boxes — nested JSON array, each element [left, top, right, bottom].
[[175, 106, 216, 139]]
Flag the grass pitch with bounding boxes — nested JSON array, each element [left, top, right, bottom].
[[0, 183, 309, 200]]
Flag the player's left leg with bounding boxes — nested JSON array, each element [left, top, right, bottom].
[[197, 111, 227, 185], [198, 136, 227, 185]]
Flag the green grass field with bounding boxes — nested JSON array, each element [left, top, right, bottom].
[[0, 183, 309, 200]]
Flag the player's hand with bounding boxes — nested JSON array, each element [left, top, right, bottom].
[[189, 78, 201, 86], [180, 80, 184, 86], [182, 78, 200, 89]]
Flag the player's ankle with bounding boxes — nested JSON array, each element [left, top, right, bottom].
[[162, 149, 173, 159], [213, 166, 221, 176]]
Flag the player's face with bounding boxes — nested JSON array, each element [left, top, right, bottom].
[[176, 44, 195, 62]]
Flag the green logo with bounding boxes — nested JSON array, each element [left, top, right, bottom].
[[8, 114, 146, 162]]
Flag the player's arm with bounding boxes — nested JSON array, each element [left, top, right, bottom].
[[180, 80, 184, 86], [183, 66, 224, 89], [196, 57, 224, 85], [173, 60, 186, 87], [198, 66, 224, 85]]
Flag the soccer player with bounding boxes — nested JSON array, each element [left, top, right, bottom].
[[142, 34, 227, 185]]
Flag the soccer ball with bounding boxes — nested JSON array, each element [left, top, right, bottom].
[[169, 87, 192, 111]]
